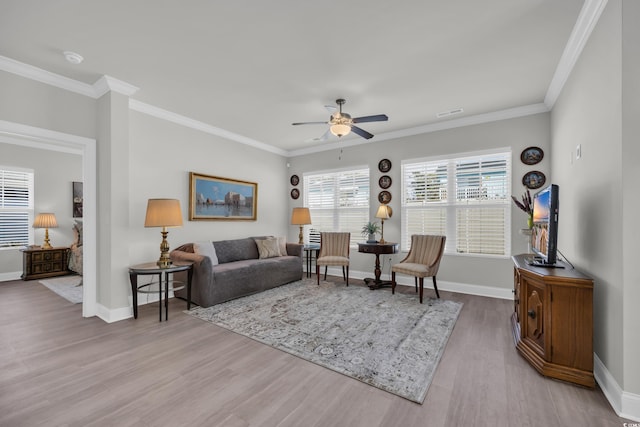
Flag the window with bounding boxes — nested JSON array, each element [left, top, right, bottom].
[[0, 168, 34, 249], [304, 167, 369, 247], [401, 150, 511, 256]]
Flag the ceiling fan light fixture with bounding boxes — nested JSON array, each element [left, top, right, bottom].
[[330, 123, 351, 137]]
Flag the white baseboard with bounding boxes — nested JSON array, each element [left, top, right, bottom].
[[594, 353, 640, 422], [96, 291, 174, 323], [0, 271, 22, 282], [317, 267, 513, 300]]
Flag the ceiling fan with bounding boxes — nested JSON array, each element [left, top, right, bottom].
[[292, 98, 388, 140]]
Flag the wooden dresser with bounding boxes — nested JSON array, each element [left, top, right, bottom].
[[511, 254, 594, 387], [21, 247, 70, 280]]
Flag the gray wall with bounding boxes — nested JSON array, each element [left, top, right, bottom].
[[288, 113, 551, 290], [551, 0, 639, 395]]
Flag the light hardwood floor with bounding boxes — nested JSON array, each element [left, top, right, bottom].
[[0, 276, 630, 427]]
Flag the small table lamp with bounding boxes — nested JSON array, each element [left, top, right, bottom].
[[291, 207, 312, 244], [33, 213, 58, 249], [375, 205, 390, 244], [144, 199, 183, 268]]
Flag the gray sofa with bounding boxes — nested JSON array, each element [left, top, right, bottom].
[[170, 237, 303, 308]]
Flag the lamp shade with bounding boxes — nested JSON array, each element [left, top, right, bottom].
[[375, 205, 390, 220], [144, 199, 183, 228], [291, 207, 312, 225], [33, 213, 58, 229]]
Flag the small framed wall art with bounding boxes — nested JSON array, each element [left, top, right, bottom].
[[520, 146, 544, 165], [378, 159, 392, 173], [522, 170, 546, 189], [378, 190, 392, 204], [290, 174, 299, 186], [290, 188, 300, 200], [378, 175, 392, 189]]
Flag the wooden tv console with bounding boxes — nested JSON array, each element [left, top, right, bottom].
[[511, 254, 594, 387]]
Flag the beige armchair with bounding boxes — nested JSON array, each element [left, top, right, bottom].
[[391, 235, 446, 303], [316, 232, 350, 286]]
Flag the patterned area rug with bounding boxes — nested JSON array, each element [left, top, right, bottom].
[[185, 279, 462, 403], [39, 275, 83, 304]]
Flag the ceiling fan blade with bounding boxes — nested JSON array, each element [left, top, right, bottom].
[[292, 121, 328, 126], [305, 129, 331, 142], [352, 114, 389, 124], [350, 125, 374, 140]]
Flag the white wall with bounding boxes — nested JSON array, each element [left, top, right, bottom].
[[128, 110, 291, 268], [288, 113, 551, 291], [551, 0, 640, 401]]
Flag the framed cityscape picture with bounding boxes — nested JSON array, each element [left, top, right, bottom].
[[189, 172, 257, 221]]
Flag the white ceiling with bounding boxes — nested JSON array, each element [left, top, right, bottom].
[[0, 0, 590, 155]]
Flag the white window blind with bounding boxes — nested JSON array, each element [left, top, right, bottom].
[[304, 167, 369, 247], [0, 168, 34, 248], [401, 151, 511, 256]]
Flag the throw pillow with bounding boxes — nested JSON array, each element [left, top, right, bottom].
[[255, 238, 281, 259], [276, 236, 287, 256], [194, 241, 219, 265]]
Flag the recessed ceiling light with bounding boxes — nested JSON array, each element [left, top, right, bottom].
[[63, 51, 84, 65], [436, 108, 464, 119]]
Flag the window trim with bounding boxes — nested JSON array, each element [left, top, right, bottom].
[[400, 148, 512, 258]]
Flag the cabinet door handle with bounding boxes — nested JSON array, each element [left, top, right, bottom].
[[527, 309, 536, 319]]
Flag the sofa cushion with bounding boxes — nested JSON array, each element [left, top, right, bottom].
[[255, 238, 281, 259], [194, 241, 218, 265], [214, 238, 259, 263]]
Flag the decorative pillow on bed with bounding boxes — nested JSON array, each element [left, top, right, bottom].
[[255, 238, 281, 259], [194, 241, 218, 265]]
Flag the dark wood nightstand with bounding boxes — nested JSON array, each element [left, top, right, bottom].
[[21, 246, 71, 280]]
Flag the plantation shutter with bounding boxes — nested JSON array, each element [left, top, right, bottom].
[[401, 161, 448, 251], [454, 155, 510, 255], [304, 167, 369, 247], [0, 168, 34, 248], [401, 151, 510, 256]]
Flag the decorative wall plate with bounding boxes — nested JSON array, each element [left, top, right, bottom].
[[378, 175, 392, 189], [522, 171, 546, 189], [378, 159, 392, 173], [520, 147, 544, 165], [378, 190, 392, 204], [290, 188, 300, 199], [290, 174, 299, 186]]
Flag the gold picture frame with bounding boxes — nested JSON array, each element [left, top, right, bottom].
[[189, 172, 258, 221]]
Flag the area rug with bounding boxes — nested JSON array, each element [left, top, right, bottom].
[[185, 279, 462, 403], [39, 275, 83, 304]]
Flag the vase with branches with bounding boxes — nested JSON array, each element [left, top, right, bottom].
[[512, 189, 533, 228]]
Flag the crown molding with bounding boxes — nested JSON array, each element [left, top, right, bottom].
[[287, 103, 550, 157], [0, 55, 139, 98], [129, 99, 288, 156], [93, 75, 139, 97], [0, 55, 96, 97], [544, 0, 608, 108]]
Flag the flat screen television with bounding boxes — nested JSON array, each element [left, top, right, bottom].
[[529, 184, 560, 267]]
